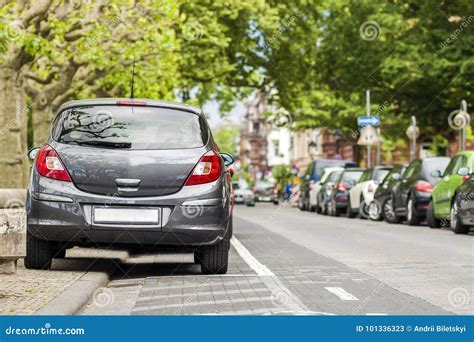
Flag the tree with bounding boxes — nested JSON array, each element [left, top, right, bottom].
[[212, 123, 239, 155]]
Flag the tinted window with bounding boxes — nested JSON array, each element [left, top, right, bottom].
[[54, 105, 208, 150], [358, 169, 372, 183], [403, 161, 420, 178], [314, 160, 356, 180], [442, 157, 458, 176], [342, 171, 363, 183], [326, 171, 342, 184], [423, 158, 450, 184], [374, 169, 390, 182]]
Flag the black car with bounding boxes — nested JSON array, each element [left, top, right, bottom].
[[368, 165, 406, 222], [316, 169, 343, 215], [451, 173, 474, 234], [299, 159, 356, 211], [327, 168, 364, 216], [391, 157, 450, 225]]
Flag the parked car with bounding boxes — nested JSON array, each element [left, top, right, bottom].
[[233, 180, 255, 206], [391, 157, 450, 225], [25, 98, 234, 274], [254, 181, 275, 202], [309, 167, 344, 213], [427, 151, 474, 228], [299, 159, 356, 211], [347, 166, 392, 218], [327, 168, 364, 216], [450, 173, 474, 234], [316, 169, 344, 215], [368, 165, 406, 222]]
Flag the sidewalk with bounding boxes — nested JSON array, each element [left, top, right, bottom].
[[0, 248, 128, 315]]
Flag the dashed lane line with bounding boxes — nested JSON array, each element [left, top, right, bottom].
[[324, 287, 359, 301]]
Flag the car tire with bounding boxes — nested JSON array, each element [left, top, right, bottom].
[[358, 196, 369, 219], [427, 201, 441, 229], [309, 205, 316, 212], [368, 201, 383, 221], [53, 245, 67, 259], [246, 202, 255, 207], [451, 201, 470, 234], [24, 231, 54, 270], [200, 230, 230, 275], [383, 198, 401, 224], [298, 197, 305, 211], [315, 204, 322, 214], [406, 197, 421, 226]]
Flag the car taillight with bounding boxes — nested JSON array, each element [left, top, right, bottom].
[[336, 183, 347, 191], [35, 145, 72, 182], [415, 180, 433, 192], [185, 150, 222, 186], [462, 175, 470, 182]]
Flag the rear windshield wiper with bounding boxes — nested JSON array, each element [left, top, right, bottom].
[[72, 140, 132, 148]]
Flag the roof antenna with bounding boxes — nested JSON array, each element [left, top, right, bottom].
[[130, 57, 136, 99]]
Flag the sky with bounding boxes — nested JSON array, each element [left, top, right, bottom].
[[203, 100, 246, 129]]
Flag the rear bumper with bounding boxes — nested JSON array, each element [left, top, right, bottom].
[[27, 171, 231, 247]]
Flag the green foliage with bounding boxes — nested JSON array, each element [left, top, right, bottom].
[[272, 164, 292, 192], [212, 124, 239, 155]]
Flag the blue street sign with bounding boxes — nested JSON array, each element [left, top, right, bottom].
[[357, 116, 380, 126]]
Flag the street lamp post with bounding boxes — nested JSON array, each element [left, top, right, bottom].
[[405, 116, 419, 162]]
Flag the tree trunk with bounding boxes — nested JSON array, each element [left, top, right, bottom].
[[0, 65, 29, 188], [32, 93, 54, 147]]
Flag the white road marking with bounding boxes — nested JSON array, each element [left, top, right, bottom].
[[137, 287, 270, 302], [231, 237, 274, 276], [325, 287, 359, 301]]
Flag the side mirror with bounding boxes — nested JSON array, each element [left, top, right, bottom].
[[430, 170, 442, 178], [220, 153, 234, 167], [28, 147, 40, 161], [391, 173, 401, 180], [457, 167, 469, 176], [228, 167, 234, 177]]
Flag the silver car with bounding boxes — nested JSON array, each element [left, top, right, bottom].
[[25, 98, 234, 274]]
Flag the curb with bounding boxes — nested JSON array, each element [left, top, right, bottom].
[[35, 254, 129, 315]]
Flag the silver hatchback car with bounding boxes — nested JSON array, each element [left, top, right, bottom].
[[25, 98, 234, 274]]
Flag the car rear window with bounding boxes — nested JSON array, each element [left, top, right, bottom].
[[423, 158, 450, 184], [53, 105, 209, 150], [342, 171, 363, 183], [374, 169, 390, 182]]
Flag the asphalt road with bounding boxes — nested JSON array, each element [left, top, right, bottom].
[[81, 203, 473, 315]]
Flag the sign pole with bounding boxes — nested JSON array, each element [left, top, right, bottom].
[[366, 90, 371, 168]]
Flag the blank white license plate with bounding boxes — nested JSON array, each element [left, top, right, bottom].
[[93, 207, 160, 225]]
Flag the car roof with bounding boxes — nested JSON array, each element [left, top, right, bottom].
[[57, 98, 202, 115], [456, 151, 474, 157], [343, 167, 364, 172]]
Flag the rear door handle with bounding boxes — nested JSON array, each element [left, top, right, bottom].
[[115, 178, 141, 187]]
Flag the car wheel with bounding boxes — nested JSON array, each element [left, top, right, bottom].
[[298, 197, 305, 211], [358, 196, 369, 219], [368, 201, 383, 221], [200, 230, 230, 275], [383, 198, 401, 224], [451, 201, 470, 234], [24, 231, 54, 270], [427, 201, 441, 229], [309, 205, 316, 212], [406, 197, 421, 226], [316, 204, 322, 214]]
